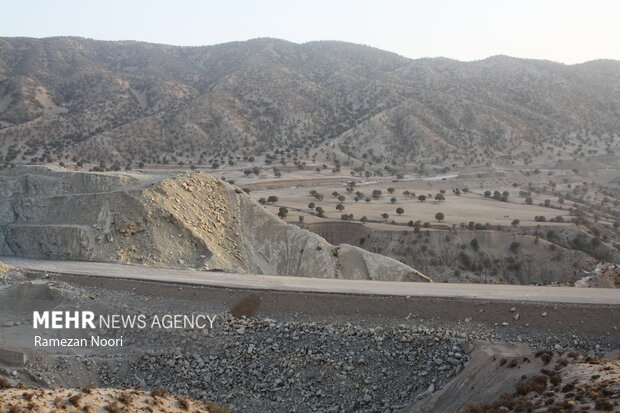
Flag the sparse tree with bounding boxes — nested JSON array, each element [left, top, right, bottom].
[[435, 212, 445, 222], [418, 195, 426, 202], [277, 207, 288, 219], [381, 213, 389, 222], [509, 241, 520, 253], [390, 197, 397, 204], [396, 207, 404, 216]]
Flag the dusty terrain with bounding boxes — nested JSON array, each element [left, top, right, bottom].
[[0, 263, 618, 413], [412, 345, 620, 413], [0, 36, 618, 413], [0, 384, 228, 413], [0, 166, 428, 282], [230, 160, 620, 285]]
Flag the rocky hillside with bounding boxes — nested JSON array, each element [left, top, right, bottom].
[[306, 221, 620, 285], [0, 37, 618, 169], [0, 166, 429, 281]]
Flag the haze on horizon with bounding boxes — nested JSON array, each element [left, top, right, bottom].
[[1, 0, 619, 64]]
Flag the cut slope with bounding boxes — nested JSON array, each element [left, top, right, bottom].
[[0, 166, 430, 282]]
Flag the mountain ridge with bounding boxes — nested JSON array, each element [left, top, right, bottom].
[[0, 36, 618, 170]]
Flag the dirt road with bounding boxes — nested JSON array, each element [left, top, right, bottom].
[[2, 257, 618, 304]]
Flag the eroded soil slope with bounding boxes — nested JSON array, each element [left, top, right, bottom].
[[0, 166, 429, 281]]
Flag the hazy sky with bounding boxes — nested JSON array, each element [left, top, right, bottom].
[[2, 0, 618, 64]]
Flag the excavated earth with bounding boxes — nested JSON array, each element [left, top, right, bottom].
[[0, 265, 618, 413], [0, 167, 618, 412], [0, 166, 429, 282]]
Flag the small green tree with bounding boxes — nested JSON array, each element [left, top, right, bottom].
[[390, 197, 397, 204], [336, 203, 345, 212], [396, 207, 404, 215], [381, 213, 389, 222], [509, 241, 520, 253], [308, 202, 315, 210], [418, 195, 426, 202], [277, 207, 288, 219], [360, 216, 368, 224], [435, 212, 445, 222]]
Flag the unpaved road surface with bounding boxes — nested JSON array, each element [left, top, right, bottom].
[[3, 257, 619, 304]]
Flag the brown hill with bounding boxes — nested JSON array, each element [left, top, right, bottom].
[[0, 37, 618, 169]]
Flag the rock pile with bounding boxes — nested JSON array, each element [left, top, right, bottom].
[[98, 315, 470, 412]]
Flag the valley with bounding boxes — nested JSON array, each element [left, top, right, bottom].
[[0, 36, 619, 413]]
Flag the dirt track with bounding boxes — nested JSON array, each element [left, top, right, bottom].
[[4, 257, 620, 335], [3, 257, 619, 304]]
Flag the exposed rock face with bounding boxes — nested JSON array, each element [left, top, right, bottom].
[[0, 166, 430, 282]]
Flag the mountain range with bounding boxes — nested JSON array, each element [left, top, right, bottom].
[[0, 36, 618, 169]]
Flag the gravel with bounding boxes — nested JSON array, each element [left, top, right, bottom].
[[2, 276, 618, 413], [95, 314, 471, 412]]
